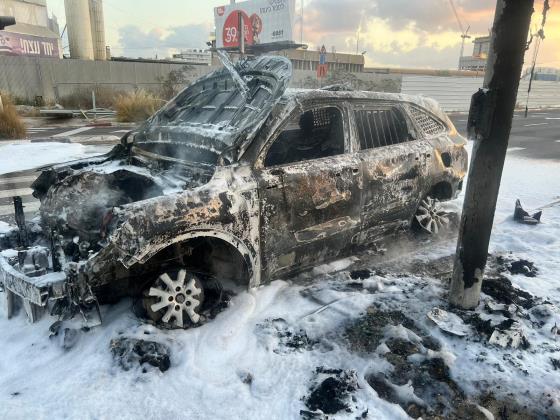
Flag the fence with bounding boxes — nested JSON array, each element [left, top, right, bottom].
[[0, 56, 211, 102], [401, 75, 560, 112]]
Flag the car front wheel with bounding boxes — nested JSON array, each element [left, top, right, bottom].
[[143, 269, 205, 329]]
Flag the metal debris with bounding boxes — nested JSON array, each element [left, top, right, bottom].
[[514, 199, 542, 225], [427, 307, 470, 337], [110, 337, 171, 373], [489, 321, 527, 349]]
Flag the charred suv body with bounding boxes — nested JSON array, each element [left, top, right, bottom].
[[0, 55, 467, 328]]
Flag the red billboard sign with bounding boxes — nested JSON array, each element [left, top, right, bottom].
[[0, 30, 60, 58], [214, 0, 295, 49]]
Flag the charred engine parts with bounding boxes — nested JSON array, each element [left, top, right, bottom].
[[50, 263, 102, 327], [18, 246, 50, 277], [13, 196, 28, 247]]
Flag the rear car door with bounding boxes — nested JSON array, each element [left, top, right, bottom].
[[353, 103, 432, 244], [255, 103, 362, 279]]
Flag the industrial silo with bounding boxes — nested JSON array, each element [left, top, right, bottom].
[[64, 0, 94, 60], [88, 0, 106, 60]]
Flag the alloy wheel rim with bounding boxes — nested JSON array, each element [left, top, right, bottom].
[[415, 197, 450, 234], [148, 269, 203, 328]]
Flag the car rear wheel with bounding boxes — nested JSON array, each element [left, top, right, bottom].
[[143, 269, 205, 329], [413, 196, 450, 235]]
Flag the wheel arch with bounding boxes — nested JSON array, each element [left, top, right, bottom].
[[131, 230, 260, 289], [427, 181, 454, 201]]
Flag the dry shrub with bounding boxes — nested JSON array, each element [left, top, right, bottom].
[[59, 86, 123, 109], [114, 90, 162, 122], [0, 94, 26, 139]]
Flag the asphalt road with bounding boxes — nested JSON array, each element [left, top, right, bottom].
[[25, 124, 131, 140], [1, 109, 558, 225], [449, 108, 560, 161]]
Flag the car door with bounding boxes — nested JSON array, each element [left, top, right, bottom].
[[255, 103, 362, 279], [353, 103, 432, 245]]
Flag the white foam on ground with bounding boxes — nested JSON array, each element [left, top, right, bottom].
[[0, 143, 111, 175]]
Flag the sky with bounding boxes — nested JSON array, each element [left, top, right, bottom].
[[45, 0, 560, 70]]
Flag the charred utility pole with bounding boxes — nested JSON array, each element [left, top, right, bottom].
[[449, 0, 534, 309]]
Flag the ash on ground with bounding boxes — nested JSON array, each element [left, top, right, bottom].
[[110, 337, 171, 373], [301, 367, 363, 418], [256, 318, 317, 354]]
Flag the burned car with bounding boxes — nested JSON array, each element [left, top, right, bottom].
[[0, 55, 467, 328]]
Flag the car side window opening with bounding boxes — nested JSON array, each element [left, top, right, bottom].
[[264, 106, 345, 167], [354, 107, 412, 150]]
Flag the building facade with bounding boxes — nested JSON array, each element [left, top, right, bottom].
[[0, 0, 62, 58], [273, 48, 365, 73], [523, 67, 560, 82], [459, 36, 490, 72], [172, 48, 212, 66]]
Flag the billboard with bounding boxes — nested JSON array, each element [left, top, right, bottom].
[[0, 30, 60, 58], [214, 0, 296, 49]]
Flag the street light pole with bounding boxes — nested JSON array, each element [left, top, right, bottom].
[[449, 0, 535, 309]]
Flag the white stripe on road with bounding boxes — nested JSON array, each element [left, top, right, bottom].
[[0, 176, 36, 185], [545, 117, 560, 120], [0, 201, 40, 217], [556, 140, 560, 143], [523, 122, 549, 127], [112, 130, 130, 134], [52, 127, 93, 137], [0, 188, 33, 199], [507, 147, 526, 153], [27, 128, 52, 131]]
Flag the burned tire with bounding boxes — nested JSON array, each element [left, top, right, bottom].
[[412, 196, 450, 235], [143, 269, 205, 329]]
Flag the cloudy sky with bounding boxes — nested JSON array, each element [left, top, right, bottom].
[[46, 0, 559, 70]]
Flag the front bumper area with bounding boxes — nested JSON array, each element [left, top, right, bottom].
[[0, 254, 67, 321]]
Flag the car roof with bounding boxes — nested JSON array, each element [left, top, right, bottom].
[[281, 88, 448, 121]]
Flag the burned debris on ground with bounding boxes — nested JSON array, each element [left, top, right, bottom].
[[256, 318, 317, 354], [513, 199, 542, 225], [496, 255, 539, 278], [110, 337, 171, 373], [481, 276, 539, 309], [344, 307, 480, 419], [301, 368, 361, 418]]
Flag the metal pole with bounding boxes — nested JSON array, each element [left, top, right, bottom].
[[92, 90, 96, 119], [301, 0, 304, 44], [238, 11, 245, 55], [449, 0, 535, 309], [458, 35, 466, 70]]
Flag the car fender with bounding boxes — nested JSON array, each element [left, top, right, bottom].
[[107, 167, 262, 287]]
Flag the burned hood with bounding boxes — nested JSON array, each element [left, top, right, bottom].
[[36, 157, 214, 242], [133, 54, 292, 164]]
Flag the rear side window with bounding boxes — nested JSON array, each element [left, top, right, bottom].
[[354, 107, 410, 150], [407, 105, 446, 136]]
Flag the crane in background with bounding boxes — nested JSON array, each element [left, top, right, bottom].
[[449, 0, 471, 70]]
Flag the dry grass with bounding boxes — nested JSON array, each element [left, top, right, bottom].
[[0, 94, 26, 140], [59, 87, 124, 110], [114, 90, 162, 122]]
